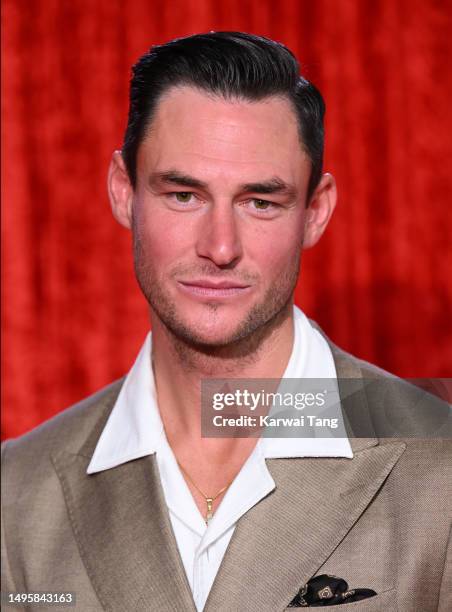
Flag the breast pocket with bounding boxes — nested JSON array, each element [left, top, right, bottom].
[[284, 588, 397, 611]]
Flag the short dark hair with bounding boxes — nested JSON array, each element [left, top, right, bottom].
[[122, 31, 325, 199]]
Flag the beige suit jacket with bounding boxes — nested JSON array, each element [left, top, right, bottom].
[[2, 340, 451, 611]]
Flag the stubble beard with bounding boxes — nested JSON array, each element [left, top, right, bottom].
[[133, 234, 301, 362]]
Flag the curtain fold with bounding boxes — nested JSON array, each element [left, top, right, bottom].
[[2, 0, 451, 439]]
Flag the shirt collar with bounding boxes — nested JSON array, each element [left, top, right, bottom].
[[260, 306, 353, 459], [87, 306, 352, 474], [87, 333, 163, 473]]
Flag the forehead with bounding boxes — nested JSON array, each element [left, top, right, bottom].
[[136, 86, 310, 185]]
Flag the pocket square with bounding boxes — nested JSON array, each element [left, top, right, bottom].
[[287, 574, 377, 607]]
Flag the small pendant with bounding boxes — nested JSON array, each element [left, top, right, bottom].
[[206, 497, 213, 524]]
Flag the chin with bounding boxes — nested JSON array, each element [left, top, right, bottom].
[[173, 316, 248, 348], [148, 283, 293, 350]]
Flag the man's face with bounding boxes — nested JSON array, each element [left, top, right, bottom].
[[121, 87, 319, 347]]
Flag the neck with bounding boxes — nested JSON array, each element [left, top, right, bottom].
[[150, 303, 295, 518], [151, 303, 294, 450]]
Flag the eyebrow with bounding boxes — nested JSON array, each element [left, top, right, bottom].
[[240, 178, 297, 198], [150, 171, 207, 190], [149, 170, 297, 198]]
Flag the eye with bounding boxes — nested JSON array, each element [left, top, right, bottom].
[[173, 192, 193, 203], [252, 199, 272, 210], [241, 198, 282, 219], [165, 191, 204, 211], [245, 198, 281, 216]]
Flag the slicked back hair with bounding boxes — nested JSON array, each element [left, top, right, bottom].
[[122, 31, 325, 200]]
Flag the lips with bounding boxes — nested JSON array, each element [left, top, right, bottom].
[[177, 279, 251, 298], [180, 279, 250, 289]]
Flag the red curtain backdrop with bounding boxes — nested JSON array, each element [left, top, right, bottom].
[[2, 0, 451, 440]]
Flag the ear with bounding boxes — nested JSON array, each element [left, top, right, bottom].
[[108, 150, 133, 229], [302, 173, 337, 249]]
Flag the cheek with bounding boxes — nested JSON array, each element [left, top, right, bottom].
[[244, 219, 303, 276], [133, 204, 193, 263]]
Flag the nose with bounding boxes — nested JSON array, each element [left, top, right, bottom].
[[195, 202, 243, 267]]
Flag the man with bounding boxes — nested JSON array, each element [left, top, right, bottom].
[[1, 32, 451, 611]]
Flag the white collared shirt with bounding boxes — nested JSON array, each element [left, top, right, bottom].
[[88, 306, 352, 611]]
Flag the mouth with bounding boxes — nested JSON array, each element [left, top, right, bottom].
[[177, 279, 252, 299]]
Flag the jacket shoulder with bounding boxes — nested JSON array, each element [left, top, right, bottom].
[[327, 341, 451, 441], [1, 378, 124, 465]]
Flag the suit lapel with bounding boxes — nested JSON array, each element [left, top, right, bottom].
[[52, 398, 196, 612], [204, 442, 405, 611], [204, 338, 406, 611]]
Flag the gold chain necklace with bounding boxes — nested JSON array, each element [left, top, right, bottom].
[[177, 461, 234, 524]]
